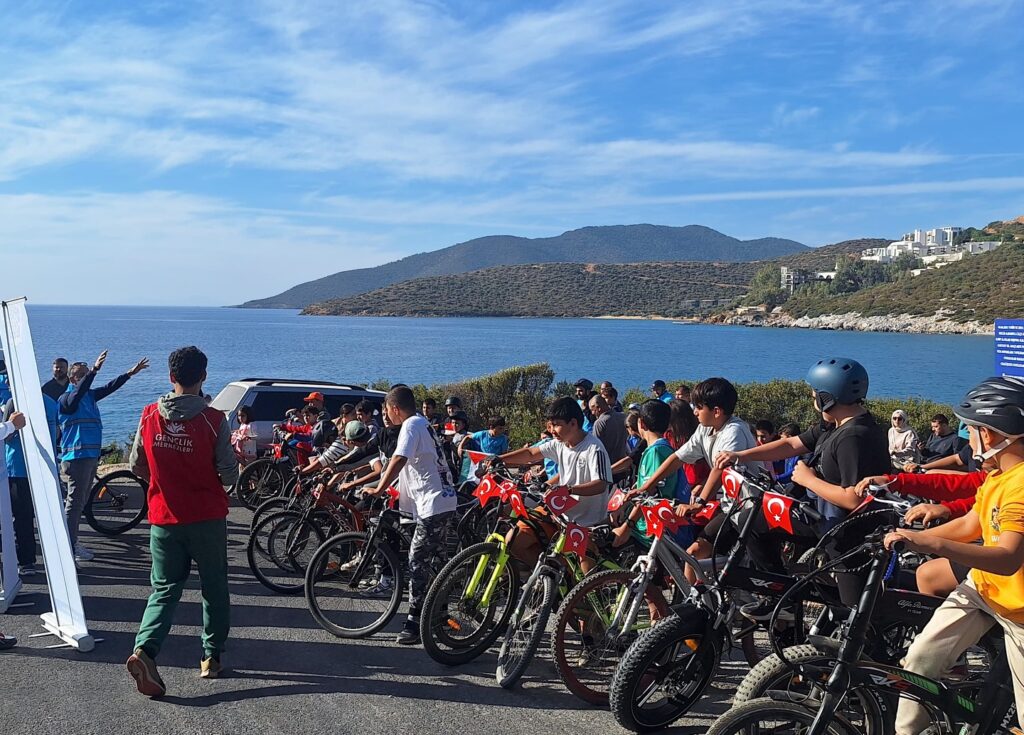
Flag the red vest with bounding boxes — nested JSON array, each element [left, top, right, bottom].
[[138, 403, 229, 525]]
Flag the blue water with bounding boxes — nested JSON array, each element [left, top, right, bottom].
[[21, 305, 993, 444]]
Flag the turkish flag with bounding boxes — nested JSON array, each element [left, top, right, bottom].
[[762, 492, 795, 534], [544, 486, 580, 517], [722, 469, 745, 499], [562, 523, 590, 556], [642, 500, 681, 539], [692, 500, 720, 525], [385, 485, 400, 510], [473, 474, 501, 507], [499, 481, 526, 517], [607, 488, 627, 512]]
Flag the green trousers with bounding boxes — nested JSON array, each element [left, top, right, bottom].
[[134, 518, 230, 661]]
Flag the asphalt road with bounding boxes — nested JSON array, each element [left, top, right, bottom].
[[0, 503, 751, 735]]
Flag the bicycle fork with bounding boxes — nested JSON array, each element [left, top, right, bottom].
[[463, 533, 511, 607]]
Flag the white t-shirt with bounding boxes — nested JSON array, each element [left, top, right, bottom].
[[537, 433, 612, 527], [674, 415, 765, 511], [394, 415, 457, 520]]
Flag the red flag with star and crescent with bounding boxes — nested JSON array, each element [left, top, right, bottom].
[[692, 500, 720, 525], [762, 492, 795, 534], [722, 468, 745, 500], [473, 474, 502, 507], [562, 523, 590, 556], [642, 499, 682, 539], [607, 488, 627, 512], [543, 486, 579, 517], [500, 480, 526, 517]]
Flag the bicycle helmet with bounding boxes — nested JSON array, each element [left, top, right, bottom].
[[954, 376, 1024, 438], [444, 396, 461, 408], [806, 357, 869, 412]]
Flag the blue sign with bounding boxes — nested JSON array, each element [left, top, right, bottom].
[[995, 319, 1024, 378]]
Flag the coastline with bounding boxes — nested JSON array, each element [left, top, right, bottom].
[[701, 310, 993, 336]]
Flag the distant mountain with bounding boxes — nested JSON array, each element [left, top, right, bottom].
[[239, 224, 807, 308], [302, 261, 761, 318]]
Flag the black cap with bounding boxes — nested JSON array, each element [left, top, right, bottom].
[[574, 378, 593, 390], [444, 396, 462, 407], [651, 379, 666, 390]]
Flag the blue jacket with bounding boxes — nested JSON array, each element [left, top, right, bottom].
[[3, 386, 59, 478], [58, 369, 131, 461]]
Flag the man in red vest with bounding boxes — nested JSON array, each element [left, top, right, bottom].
[[125, 346, 239, 697]]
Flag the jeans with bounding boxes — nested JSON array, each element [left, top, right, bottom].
[[8, 477, 35, 566], [61, 456, 99, 546]]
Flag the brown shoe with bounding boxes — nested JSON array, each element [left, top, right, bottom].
[[200, 656, 223, 679], [126, 649, 166, 697]]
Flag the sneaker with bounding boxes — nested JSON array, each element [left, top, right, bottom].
[[200, 656, 223, 679], [338, 553, 364, 573], [740, 598, 795, 623], [73, 544, 95, 562], [126, 648, 167, 697], [0, 633, 16, 651], [396, 624, 421, 645], [360, 577, 395, 598], [18, 564, 37, 577]]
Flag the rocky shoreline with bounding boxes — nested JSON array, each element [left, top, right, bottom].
[[705, 310, 993, 335]]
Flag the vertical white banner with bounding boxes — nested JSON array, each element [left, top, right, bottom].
[[1, 298, 94, 651]]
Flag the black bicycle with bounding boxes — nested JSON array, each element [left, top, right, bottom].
[[707, 535, 1015, 735], [84, 449, 148, 535]]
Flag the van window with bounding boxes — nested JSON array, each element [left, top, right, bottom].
[[210, 384, 247, 413], [248, 392, 308, 422]]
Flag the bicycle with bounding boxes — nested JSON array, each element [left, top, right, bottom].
[[418, 471, 550, 666], [235, 428, 303, 510], [304, 484, 483, 639], [706, 535, 1018, 735], [246, 471, 366, 594], [548, 493, 709, 706], [608, 466, 831, 732], [494, 480, 641, 689], [83, 448, 149, 535]]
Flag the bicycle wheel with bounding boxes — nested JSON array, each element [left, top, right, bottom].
[[495, 572, 556, 689], [85, 470, 148, 535], [609, 609, 722, 732], [305, 531, 403, 638], [420, 541, 521, 666], [733, 645, 892, 735], [551, 569, 668, 706], [247, 511, 325, 594], [236, 459, 285, 510], [706, 695, 861, 735]]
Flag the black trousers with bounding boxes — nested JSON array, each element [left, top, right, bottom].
[[8, 477, 36, 566]]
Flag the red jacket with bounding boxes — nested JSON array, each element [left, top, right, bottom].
[[137, 403, 230, 525], [889, 471, 987, 518]]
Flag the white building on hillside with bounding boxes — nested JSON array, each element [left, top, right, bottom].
[[861, 224, 1000, 265]]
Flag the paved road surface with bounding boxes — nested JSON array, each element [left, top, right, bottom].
[[1, 504, 751, 735]]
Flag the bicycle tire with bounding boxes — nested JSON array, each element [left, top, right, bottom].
[[250, 496, 292, 535], [706, 694, 861, 735], [236, 459, 286, 511], [551, 568, 667, 706], [85, 469, 148, 535], [420, 541, 521, 666], [305, 531, 403, 638], [734, 644, 892, 735], [247, 510, 325, 594], [496, 572, 556, 689], [609, 610, 722, 732]]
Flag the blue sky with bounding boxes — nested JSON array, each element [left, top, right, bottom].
[[3, 0, 1023, 306]]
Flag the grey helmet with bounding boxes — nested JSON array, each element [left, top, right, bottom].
[[954, 376, 1024, 438], [806, 357, 869, 412]]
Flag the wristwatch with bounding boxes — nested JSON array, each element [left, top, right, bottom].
[[692, 496, 707, 506]]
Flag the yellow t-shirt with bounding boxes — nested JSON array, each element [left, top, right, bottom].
[[971, 462, 1024, 623]]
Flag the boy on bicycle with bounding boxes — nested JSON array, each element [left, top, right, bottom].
[[885, 377, 1024, 734], [362, 386, 456, 645]]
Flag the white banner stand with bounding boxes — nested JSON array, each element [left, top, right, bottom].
[[0, 472, 24, 613], [1, 298, 94, 651]]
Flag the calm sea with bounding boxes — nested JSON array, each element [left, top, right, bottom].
[[21, 305, 993, 443]]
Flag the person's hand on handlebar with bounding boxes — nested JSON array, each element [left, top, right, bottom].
[[884, 528, 937, 553], [675, 502, 700, 518], [904, 462, 921, 473], [854, 475, 890, 498], [714, 451, 739, 470], [904, 503, 951, 526], [790, 461, 816, 488]]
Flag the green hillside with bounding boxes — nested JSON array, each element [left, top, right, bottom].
[[303, 261, 760, 318], [783, 243, 1024, 322], [240, 224, 806, 308], [774, 238, 890, 270]]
